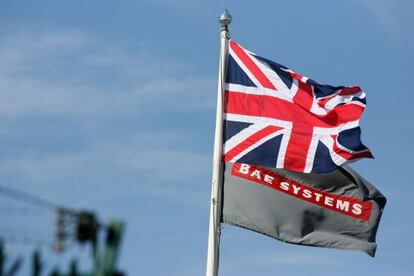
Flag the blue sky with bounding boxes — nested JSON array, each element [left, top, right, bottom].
[[0, 0, 413, 275]]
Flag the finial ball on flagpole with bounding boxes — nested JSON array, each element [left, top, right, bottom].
[[219, 9, 232, 29]]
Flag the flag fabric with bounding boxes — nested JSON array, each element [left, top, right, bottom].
[[223, 40, 373, 173], [221, 162, 386, 256]]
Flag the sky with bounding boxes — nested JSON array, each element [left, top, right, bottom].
[[0, 0, 413, 275]]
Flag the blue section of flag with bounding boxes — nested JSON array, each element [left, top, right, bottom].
[[353, 97, 367, 105], [337, 127, 369, 152], [312, 142, 338, 173], [306, 79, 342, 99], [224, 121, 253, 141], [238, 135, 282, 168], [254, 55, 293, 89], [226, 55, 257, 87]]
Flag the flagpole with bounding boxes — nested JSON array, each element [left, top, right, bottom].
[[206, 9, 232, 276]]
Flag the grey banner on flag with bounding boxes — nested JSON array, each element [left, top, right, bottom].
[[222, 163, 386, 256]]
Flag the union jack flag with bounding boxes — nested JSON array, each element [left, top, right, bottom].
[[223, 40, 373, 173]]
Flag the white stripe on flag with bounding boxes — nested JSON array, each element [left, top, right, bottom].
[[227, 128, 286, 164], [224, 113, 292, 129], [224, 123, 269, 155]]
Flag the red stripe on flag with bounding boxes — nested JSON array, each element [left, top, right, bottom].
[[288, 72, 304, 81], [225, 91, 365, 128], [224, 125, 283, 162], [339, 86, 361, 96], [324, 104, 365, 126], [283, 126, 313, 172], [230, 41, 277, 90], [293, 81, 314, 111], [317, 95, 336, 108]]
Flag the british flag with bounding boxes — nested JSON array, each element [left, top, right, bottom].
[[223, 40, 373, 173]]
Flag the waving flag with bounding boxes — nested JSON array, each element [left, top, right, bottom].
[[222, 162, 386, 256], [223, 40, 373, 173]]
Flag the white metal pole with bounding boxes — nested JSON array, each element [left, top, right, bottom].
[[206, 9, 232, 276]]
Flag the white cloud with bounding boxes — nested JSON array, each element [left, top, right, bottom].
[[0, 28, 215, 120], [0, 129, 211, 208], [0, 27, 215, 208]]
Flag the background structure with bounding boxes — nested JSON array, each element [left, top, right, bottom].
[[0, 1, 413, 275]]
